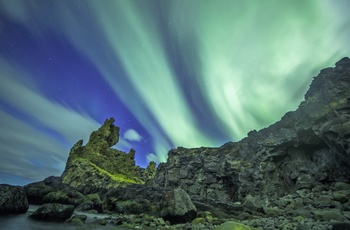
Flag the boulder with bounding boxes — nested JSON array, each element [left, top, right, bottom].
[[42, 190, 84, 206], [313, 209, 346, 222], [0, 184, 28, 214], [30, 203, 75, 222], [76, 193, 103, 213], [24, 182, 53, 205], [66, 214, 87, 226], [334, 182, 350, 191], [160, 188, 197, 224], [333, 190, 350, 203], [24, 176, 83, 205], [242, 194, 263, 212]]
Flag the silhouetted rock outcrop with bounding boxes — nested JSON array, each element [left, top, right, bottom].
[[61, 118, 145, 193]]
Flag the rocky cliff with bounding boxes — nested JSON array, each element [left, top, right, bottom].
[[154, 57, 350, 204], [61, 118, 145, 193]]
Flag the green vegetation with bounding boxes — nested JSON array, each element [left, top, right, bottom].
[[76, 157, 144, 184], [216, 221, 257, 230]]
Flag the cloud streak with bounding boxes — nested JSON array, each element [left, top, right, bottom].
[[0, 59, 103, 184]]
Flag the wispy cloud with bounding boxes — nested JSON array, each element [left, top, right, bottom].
[[124, 129, 143, 142], [0, 59, 101, 184]]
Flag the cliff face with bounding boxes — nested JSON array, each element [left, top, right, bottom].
[[154, 57, 350, 202], [61, 118, 144, 193]]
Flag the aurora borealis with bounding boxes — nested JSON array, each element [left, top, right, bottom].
[[1, 0, 350, 185]]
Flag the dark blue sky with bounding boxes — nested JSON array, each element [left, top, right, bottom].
[[1, 0, 350, 185]]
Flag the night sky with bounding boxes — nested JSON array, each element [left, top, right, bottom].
[[1, 0, 350, 185]]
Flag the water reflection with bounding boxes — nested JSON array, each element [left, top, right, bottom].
[[0, 205, 116, 230]]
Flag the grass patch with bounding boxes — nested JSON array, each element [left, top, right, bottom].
[[76, 157, 144, 184]]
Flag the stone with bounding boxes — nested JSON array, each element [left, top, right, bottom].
[[160, 188, 197, 224], [66, 214, 87, 225], [0, 184, 28, 214], [24, 181, 53, 204], [76, 193, 103, 213], [333, 190, 350, 203], [242, 194, 263, 212], [334, 182, 350, 191], [24, 176, 84, 205], [30, 203, 75, 222], [313, 209, 346, 222], [93, 218, 108, 225]]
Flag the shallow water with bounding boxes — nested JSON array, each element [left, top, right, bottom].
[[0, 205, 115, 230]]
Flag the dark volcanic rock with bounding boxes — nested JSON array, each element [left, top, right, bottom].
[[61, 118, 145, 193], [30, 203, 75, 222], [0, 184, 28, 214], [160, 188, 197, 224], [142, 161, 157, 185], [76, 193, 103, 213], [25, 176, 84, 206], [24, 181, 53, 204], [154, 57, 350, 205], [103, 184, 168, 215]]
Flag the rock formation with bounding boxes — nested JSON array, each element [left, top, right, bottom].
[[30, 203, 75, 222], [61, 118, 145, 193], [159, 188, 197, 224], [154, 57, 350, 205], [0, 184, 28, 214]]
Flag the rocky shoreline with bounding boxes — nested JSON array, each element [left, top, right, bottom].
[[1, 58, 350, 229]]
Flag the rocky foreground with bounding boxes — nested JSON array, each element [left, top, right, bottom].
[[1, 58, 350, 229]]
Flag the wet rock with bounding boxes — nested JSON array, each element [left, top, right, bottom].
[[93, 218, 108, 225], [160, 188, 197, 224], [66, 214, 87, 225], [333, 190, 350, 204], [24, 181, 53, 204], [24, 176, 84, 205], [30, 203, 75, 222], [0, 184, 28, 214], [76, 193, 103, 213], [313, 209, 346, 222]]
